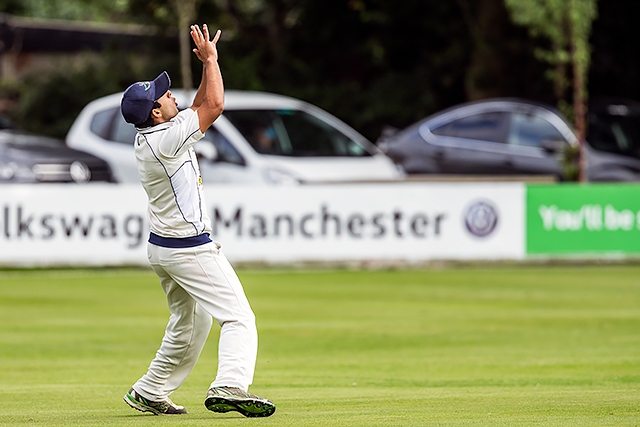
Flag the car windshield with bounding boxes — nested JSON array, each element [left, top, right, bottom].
[[588, 113, 640, 158], [223, 109, 372, 157]]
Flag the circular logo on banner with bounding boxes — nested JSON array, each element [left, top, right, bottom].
[[464, 200, 499, 237]]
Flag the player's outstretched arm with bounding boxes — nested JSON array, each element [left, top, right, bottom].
[[190, 24, 224, 133]]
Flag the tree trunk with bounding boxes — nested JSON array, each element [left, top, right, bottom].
[[265, 1, 286, 69], [571, 39, 587, 183], [568, 0, 597, 183], [552, 38, 568, 100], [172, 0, 198, 91]]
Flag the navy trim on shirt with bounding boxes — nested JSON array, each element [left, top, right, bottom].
[[149, 232, 212, 248]]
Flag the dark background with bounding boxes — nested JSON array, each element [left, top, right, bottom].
[[0, 0, 637, 142]]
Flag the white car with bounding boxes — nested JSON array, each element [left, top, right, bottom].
[[66, 90, 404, 184]]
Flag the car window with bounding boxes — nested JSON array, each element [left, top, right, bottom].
[[223, 109, 372, 157], [110, 113, 138, 145], [508, 113, 566, 147], [89, 106, 246, 163], [90, 107, 137, 145], [202, 128, 245, 166], [90, 108, 117, 139], [431, 112, 508, 143]]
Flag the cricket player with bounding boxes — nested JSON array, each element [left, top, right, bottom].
[[119, 24, 275, 417]]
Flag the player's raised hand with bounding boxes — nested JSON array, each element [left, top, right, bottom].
[[191, 24, 221, 62]]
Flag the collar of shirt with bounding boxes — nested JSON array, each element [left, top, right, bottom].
[[137, 121, 173, 134]]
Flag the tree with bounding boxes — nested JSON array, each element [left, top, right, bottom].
[[171, 0, 200, 90], [3, 0, 130, 21], [503, 0, 598, 182], [455, 0, 549, 101]]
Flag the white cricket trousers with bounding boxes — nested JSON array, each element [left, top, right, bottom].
[[133, 241, 257, 401]]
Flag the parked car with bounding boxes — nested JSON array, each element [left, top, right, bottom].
[[379, 97, 640, 182], [585, 97, 640, 182], [0, 128, 114, 183], [67, 90, 403, 184], [379, 98, 579, 180]]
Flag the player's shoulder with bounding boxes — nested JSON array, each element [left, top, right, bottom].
[[173, 108, 197, 123]]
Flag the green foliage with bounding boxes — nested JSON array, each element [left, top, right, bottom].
[[557, 98, 574, 124], [504, 0, 565, 39], [504, 0, 598, 182], [504, 0, 570, 97], [2, 0, 130, 21], [568, 0, 598, 87], [0, 0, 617, 144], [11, 56, 119, 138], [503, 0, 598, 101], [125, 0, 174, 26], [258, 0, 471, 138], [288, 70, 439, 142], [0, 1, 548, 141], [1, 266, 640, 425], [557, 95, 580, 181], [218, 50, 266, 92], [6, 48, 178, 138], [562, 143, 580, 181]]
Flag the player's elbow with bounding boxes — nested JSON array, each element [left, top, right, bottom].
[[198, 103, 224, 131], [209, 101, 224, 123], [206, 96, 224, 118], [213, 99, 224, 117]]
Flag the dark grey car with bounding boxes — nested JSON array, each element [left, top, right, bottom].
[[380, 97, 640, 182], [380, 98, 578, 180], [0, 129, 114, 183]]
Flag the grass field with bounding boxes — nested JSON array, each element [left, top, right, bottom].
[[1, 265, 639, 426]]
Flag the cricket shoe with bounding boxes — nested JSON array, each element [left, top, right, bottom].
[[204, 386, 276, 417], [123, 387, 187, 415]]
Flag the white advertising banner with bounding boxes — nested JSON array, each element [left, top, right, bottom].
[[0, 183, 525, 266]]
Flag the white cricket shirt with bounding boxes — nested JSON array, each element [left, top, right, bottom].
[[134, 108, 212, 239]]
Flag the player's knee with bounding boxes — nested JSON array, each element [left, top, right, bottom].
[[219, 311, 255, 330], [194, 307, 213, 330]]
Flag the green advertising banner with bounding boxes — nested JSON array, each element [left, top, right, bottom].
[[527, 184, 640, 255]]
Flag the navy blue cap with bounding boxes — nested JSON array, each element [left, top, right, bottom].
[[121, 71, 171, 126]]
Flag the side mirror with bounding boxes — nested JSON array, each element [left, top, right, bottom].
[[541, 139, 566, 154], [194, 140, 218, 162]]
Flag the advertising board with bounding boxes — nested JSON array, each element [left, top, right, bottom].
[[526, 184, 640, 255], [0, 183, 525, 266]]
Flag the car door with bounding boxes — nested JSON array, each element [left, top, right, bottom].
[[424, 111, 514, 174], [92, 107, 141, 183], [194, 124, 263, 184], [505, 111, 570, 178]]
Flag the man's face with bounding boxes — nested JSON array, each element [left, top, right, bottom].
[[155, 90, 179, 122]]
